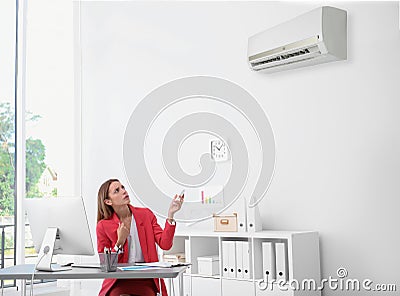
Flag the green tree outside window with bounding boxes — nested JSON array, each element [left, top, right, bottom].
[[0, 102, 48, 216]]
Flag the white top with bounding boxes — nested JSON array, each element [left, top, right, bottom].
[[127, 214, 144, 263]]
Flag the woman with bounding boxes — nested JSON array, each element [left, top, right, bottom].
[[96, 179, 184, 296]]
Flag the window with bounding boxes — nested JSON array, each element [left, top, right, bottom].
[[24, 0, 78, 264], [1, 1, 79, 289], [0, 0, 17, 288]]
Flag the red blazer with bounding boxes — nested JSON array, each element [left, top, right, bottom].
[[96, 204, 176, 296]]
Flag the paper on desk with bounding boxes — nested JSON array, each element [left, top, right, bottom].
[[118, 265, 160, 271], [136, 262, 191, 268], [135, 262, 173, 268]]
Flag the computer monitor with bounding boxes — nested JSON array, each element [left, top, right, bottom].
[[25, 197, 95, 271]]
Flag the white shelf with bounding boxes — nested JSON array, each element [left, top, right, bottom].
[[175, 230, 316, 238], [165, 231, 321, 296], [221, 276, 253, 282]]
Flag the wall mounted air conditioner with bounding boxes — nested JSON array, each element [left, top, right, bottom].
[[248, 6, 347, 73]]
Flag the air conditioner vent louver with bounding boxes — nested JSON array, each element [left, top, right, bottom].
[[253, 48, 311, 66], [281, 47, 310, 60], [247, 6, 347, 73], [250, 45, 322, 71]]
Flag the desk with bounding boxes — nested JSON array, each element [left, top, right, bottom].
[[0, 264, 187, 296]]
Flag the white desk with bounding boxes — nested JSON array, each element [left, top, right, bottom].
[[0, 264, 187, 296]]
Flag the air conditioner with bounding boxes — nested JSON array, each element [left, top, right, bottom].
[[247, 6, 347, 73]]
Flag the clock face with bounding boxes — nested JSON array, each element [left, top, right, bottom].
[[211, 139, 229, 162]]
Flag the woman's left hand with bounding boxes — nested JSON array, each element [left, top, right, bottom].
[[168, 194, 184, 219]]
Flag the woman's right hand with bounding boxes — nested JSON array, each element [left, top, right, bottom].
[[116, 222, 129, 248]]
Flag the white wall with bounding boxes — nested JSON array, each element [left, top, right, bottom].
[[78, 1, 400, 295]]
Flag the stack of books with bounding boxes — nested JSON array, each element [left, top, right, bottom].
[[163, 253, 186, 264]]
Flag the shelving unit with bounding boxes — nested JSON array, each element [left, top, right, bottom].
[[164, 230, 320, 296]]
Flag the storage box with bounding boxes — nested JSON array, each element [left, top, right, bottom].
[[213, 213, 238, 232], [197, 255, 220, 276]]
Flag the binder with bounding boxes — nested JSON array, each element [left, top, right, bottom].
[[227, 241, 236, 278], [238, 198, 247, 232], [242, 241, 251, 279], [231, 198, 247, 232], [247, 205, 262, 232], [275, 242, 288, 283], [262, 242, 276, 281], [222, 241, 230, 277], [185, 239, 191, 274], [235, 241, 243, 279]]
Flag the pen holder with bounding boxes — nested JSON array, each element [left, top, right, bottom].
[[99, 252, 118, 272]]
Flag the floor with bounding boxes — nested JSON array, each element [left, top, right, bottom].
[[2, 278, 179, 296], [2, 280, 100, 296]]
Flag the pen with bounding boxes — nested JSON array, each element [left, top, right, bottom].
[[104, 247, 111, 270], [178, 189, 185, 201], [111, 246, 121, 267]]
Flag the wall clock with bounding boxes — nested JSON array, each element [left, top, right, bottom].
[[211, 139, 229, 162]]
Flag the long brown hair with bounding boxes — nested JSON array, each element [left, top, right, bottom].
[[97, 178, 119, 222]]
